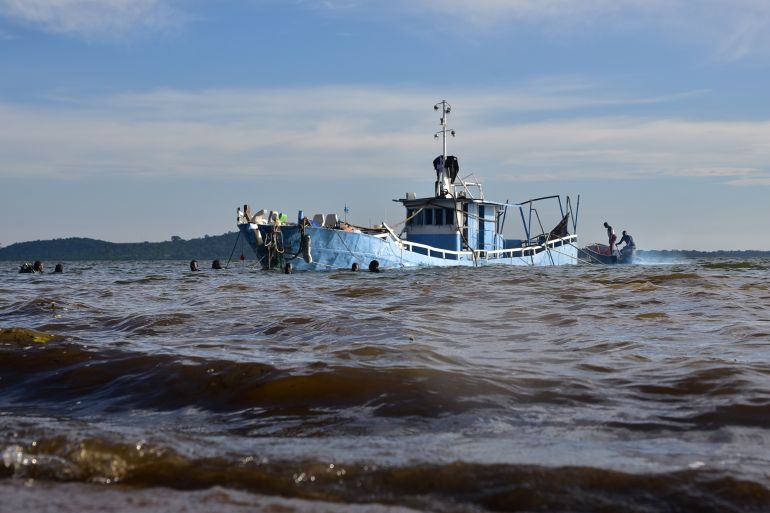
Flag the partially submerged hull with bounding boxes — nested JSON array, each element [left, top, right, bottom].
[[239, 223, 578, 270]]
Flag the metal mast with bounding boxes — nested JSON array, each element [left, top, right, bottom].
[[434, 100, 455, 197], [434, 100, 454, 160]]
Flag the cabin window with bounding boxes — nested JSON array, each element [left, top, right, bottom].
[[434, 208, 443, 225], [406, 209, 413, 226], [407, 208, 423, 226], [478, 205, 485, 231], [425, 208, 434, 225], [445, 208, 454, 225]]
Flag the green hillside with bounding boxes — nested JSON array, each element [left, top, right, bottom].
[[0, 233, 242, 261]]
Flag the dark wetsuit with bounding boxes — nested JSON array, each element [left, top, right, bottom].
[[618, 233, 635, 249]]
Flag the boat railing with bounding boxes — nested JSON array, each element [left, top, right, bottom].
[[450, 175, 484, 200], [397, 233, 578, 261], [396, 239, 470, 260]]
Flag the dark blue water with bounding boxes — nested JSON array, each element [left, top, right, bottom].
[[1, 259, 769, 512]]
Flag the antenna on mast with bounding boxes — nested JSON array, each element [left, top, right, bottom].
[[433, 100, 455, 197], [433, 100, 455, 160]]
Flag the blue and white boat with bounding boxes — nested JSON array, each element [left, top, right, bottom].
[[237, 101, 579, 271]]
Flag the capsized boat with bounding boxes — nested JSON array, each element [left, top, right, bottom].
[[577, 243, 637, 264], [237, 101, 580, 271]]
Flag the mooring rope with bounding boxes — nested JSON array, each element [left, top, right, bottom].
[[225, 231, 241, 269]]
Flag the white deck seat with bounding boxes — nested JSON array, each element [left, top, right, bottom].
[[312, 214, 325, 227], [324, 214, 338, 228], [251, 209, 266, 224]]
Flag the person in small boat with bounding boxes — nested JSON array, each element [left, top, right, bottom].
[[54, 263, 64, 273], [603, 222, 617, 255], [617, 231, 636, 259], [211, 259, 223, 269], [618, 231, 635, 249], [190, 260, 199, 271]]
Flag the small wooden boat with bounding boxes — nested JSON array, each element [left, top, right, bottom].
[[578, 243, 637, 265]]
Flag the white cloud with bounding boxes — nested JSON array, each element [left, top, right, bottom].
[[1, 85, 769, 187], [0, 0, 180, 38], [474, 117, 770, 183]]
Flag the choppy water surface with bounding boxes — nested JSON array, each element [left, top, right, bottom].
[[1, 259, 769, 512]]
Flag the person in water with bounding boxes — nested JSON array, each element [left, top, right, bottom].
[[54, 263, 64, 273], [211, 259, 222, 270], [284, 262, 293, 274], [603, 222, 617, 255], [33, 261, 44, 273], [190, 260, 199, 271], [351, 262, 359, 272], [19, 262, 34, 273], [368, 260, 380, 273]]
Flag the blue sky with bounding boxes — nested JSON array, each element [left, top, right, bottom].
[[1, 0, 769, 250]]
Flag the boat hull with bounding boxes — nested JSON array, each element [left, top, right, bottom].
[[239, 223, 578, 270]]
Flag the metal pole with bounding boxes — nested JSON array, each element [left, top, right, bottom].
[[442, 100, 448, 159]]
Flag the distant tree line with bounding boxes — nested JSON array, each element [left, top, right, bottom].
[[638, 250, 770, 259], [0, 232, 243, 261]]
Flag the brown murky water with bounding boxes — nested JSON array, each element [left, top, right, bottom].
[[2, 259, 769, 512]]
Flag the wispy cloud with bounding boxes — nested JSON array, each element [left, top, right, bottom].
[[303, 0, 364, 10], [723, 175, 770, 186], [414, 0, 646, 24], [4, 1, 769, 60], [711, 5, 770, 61], [0, 0, 181, 39], [1, 85, 768, 186], [411, 0, 770, 61]]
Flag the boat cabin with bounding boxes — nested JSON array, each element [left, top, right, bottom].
[[394, 101, 513, 256], [398, 190, 505, 256]]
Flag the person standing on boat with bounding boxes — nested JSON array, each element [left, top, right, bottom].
[[603, 222, 617, 255]]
